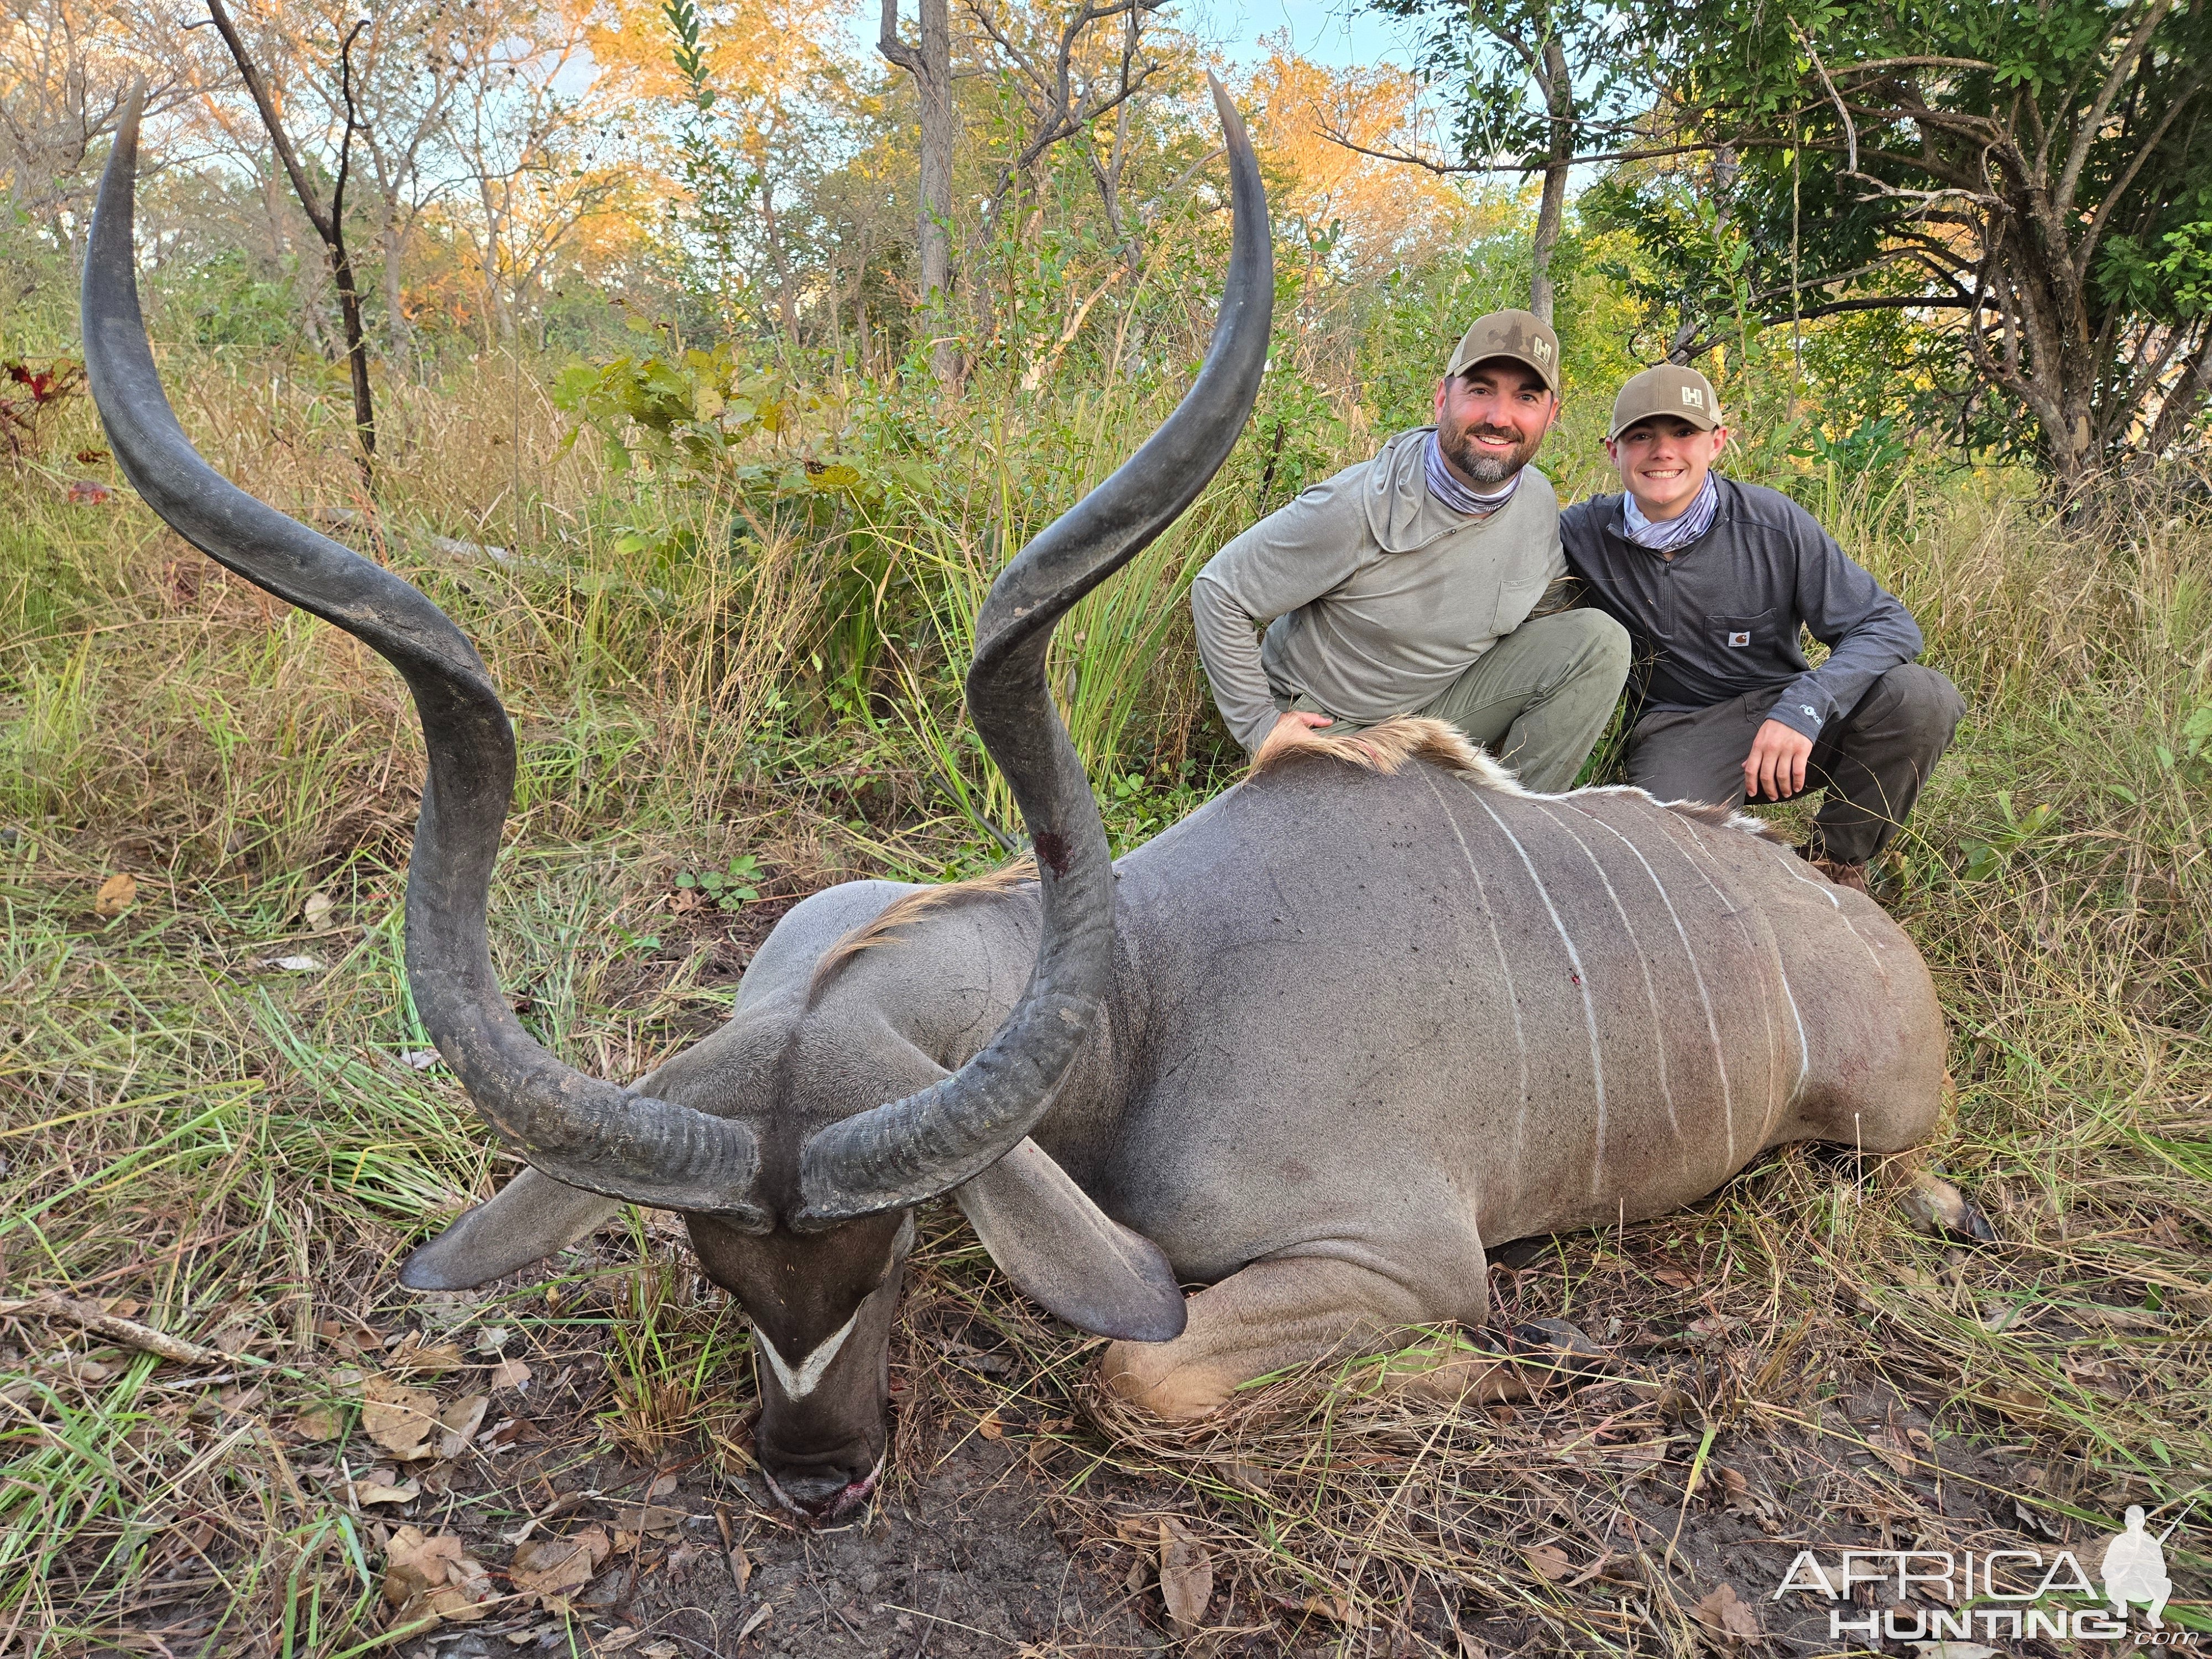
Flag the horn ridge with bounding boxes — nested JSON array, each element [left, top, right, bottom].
[[82, 90, 766, 1226], [795, 74, 1274, 1225]]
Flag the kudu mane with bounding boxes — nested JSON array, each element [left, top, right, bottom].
[[1251, 714, 1790, 842], [807, 858, 1040, 1001]]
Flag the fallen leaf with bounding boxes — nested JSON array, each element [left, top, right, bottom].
[[640, 1644, 680, 1659], [646, 1472, 679, 1499], [1693, 1581, 1761, 1643], [400, 1048, 443, 1071], [383, 1526, 462, 1604], [360, 1373, 441, 1457], [510, 1526, 612, 1605], [93, 873, 136, 920], [976, 1409, 1005, 1441], [1651, 1265, 1697, 1288], [1686, 1314, 1743, 1338], [1866, 1422, 1917, 1476], [488, 1356, 532, 1391], [387, 1334, 467, 1375], [301, 890, 335, 930], [269, 954, 324, 973], [382, 1523, 497, 1629], [665, 1538, 706, 1578], [734, 1604, 772, 1641], [1526, 1543, 1573, 1582], [354, 1475, 421, 1506], [438, 1394, 490, 1459], [1293, 1593, 1357, 1624], [1157, 1519, 1212, 1630], [630, 1503, 688, 1535], [595, 1627, 641, 1651], [290, 1404, 342, 1442]]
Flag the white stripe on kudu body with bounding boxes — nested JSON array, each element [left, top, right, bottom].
[[1561, 799, 1737, 1146], [1471, 794, 1610, 1193], [755, 1310, 860, 1400], [1528, 798, 1683, 1150], [1420, 771, 1533, 1181]]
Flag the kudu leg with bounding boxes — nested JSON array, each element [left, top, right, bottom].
[[1100, 1237, 1490, 1420]]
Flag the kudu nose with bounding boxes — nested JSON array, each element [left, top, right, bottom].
[[760, 1446, 885, 1520]]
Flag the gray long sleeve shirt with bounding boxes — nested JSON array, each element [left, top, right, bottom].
[[1557, 476, 1922, 742], [1191, 427, 1564, 752]]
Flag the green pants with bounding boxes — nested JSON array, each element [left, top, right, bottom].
[[1279, 610, 1630, 792]]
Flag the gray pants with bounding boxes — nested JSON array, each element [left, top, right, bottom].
[[1626, 664, 1966, 863], [1282, 610, 1631, 793]]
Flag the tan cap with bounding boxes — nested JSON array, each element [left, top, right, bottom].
[[1444, 309, 1561, 395], [1608, 364, 1723, 440]]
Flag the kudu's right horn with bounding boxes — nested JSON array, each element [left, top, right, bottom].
[[82, 88, 768, 1226], [793, 74, 1274, 1225]]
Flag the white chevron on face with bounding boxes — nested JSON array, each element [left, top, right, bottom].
[[755, 1308, 861, 1400]]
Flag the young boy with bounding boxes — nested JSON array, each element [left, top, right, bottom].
[[1558, 366, 1964, 893]]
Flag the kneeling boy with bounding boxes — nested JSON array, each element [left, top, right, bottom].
[[1559, 366, 1963, 893]]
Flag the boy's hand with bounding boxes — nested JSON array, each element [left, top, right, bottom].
[[1744, 718, 1814, 800]]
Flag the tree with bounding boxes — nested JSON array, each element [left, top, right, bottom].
[[1619, 0, 2212, 486], [963, 0, 1163, 229], [1358, 0, 1643, 321], [204, 0, 378, 472], [880, 0, 958, 385]]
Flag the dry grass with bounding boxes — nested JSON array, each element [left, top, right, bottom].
[[0, 348, 2206, 1653]]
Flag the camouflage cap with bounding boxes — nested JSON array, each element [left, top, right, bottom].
[[1608, 364, 1723, 440], [1444, 309, 1561, 395]]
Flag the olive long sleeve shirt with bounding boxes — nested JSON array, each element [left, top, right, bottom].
[[1557, 476, 1923, 742], [1191, 429, 1566, 752]]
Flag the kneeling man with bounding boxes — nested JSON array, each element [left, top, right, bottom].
[[1560, 366, 1964, 891], [1192, 311, 1629, 792]]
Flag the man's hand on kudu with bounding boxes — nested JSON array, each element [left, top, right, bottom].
[[1744, 718, 1814, 801]]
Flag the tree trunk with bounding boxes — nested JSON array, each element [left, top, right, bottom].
[[760, 180, 802, 343], [882, 0, 958, 388], [205, 0, 377, 476], [1527, 32, 1572, 325]]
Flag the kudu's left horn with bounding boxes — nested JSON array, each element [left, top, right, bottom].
[[793, 74, 1274, 1225], [83, 88, 768, 1226]]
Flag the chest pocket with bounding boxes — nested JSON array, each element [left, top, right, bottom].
[[1492, 567, 1555, 636], [1713, 608, 1771, 650]]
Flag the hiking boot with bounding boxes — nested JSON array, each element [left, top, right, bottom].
[[1807, 855, 1870, 895]]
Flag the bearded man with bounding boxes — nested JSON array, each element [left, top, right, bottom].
[[1191, 311, 1629, 790]]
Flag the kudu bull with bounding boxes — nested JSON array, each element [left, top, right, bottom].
[[85, 83, 1944, 1517]]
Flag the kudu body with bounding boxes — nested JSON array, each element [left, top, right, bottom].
[[85, 86, 1944, 1517]]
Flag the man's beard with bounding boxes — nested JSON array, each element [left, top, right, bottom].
[[1438, 419, 1540, 486]]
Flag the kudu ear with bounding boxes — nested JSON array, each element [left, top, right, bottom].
[[399, 1168, 622, 1292], [954, 1140, 1186, 1342]]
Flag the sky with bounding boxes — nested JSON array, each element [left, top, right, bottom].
[[1182, 0, 1429, 72], [832, 0, 1434, 78]]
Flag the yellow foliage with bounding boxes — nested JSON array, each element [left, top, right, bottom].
[[1244, 38, 1481, 278]]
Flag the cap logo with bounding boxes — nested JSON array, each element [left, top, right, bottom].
[[1682, 387, 1705, 408], [1533, 338, 1552, 363]]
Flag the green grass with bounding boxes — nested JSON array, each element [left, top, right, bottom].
[[0, 338, 2206, 1650]]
